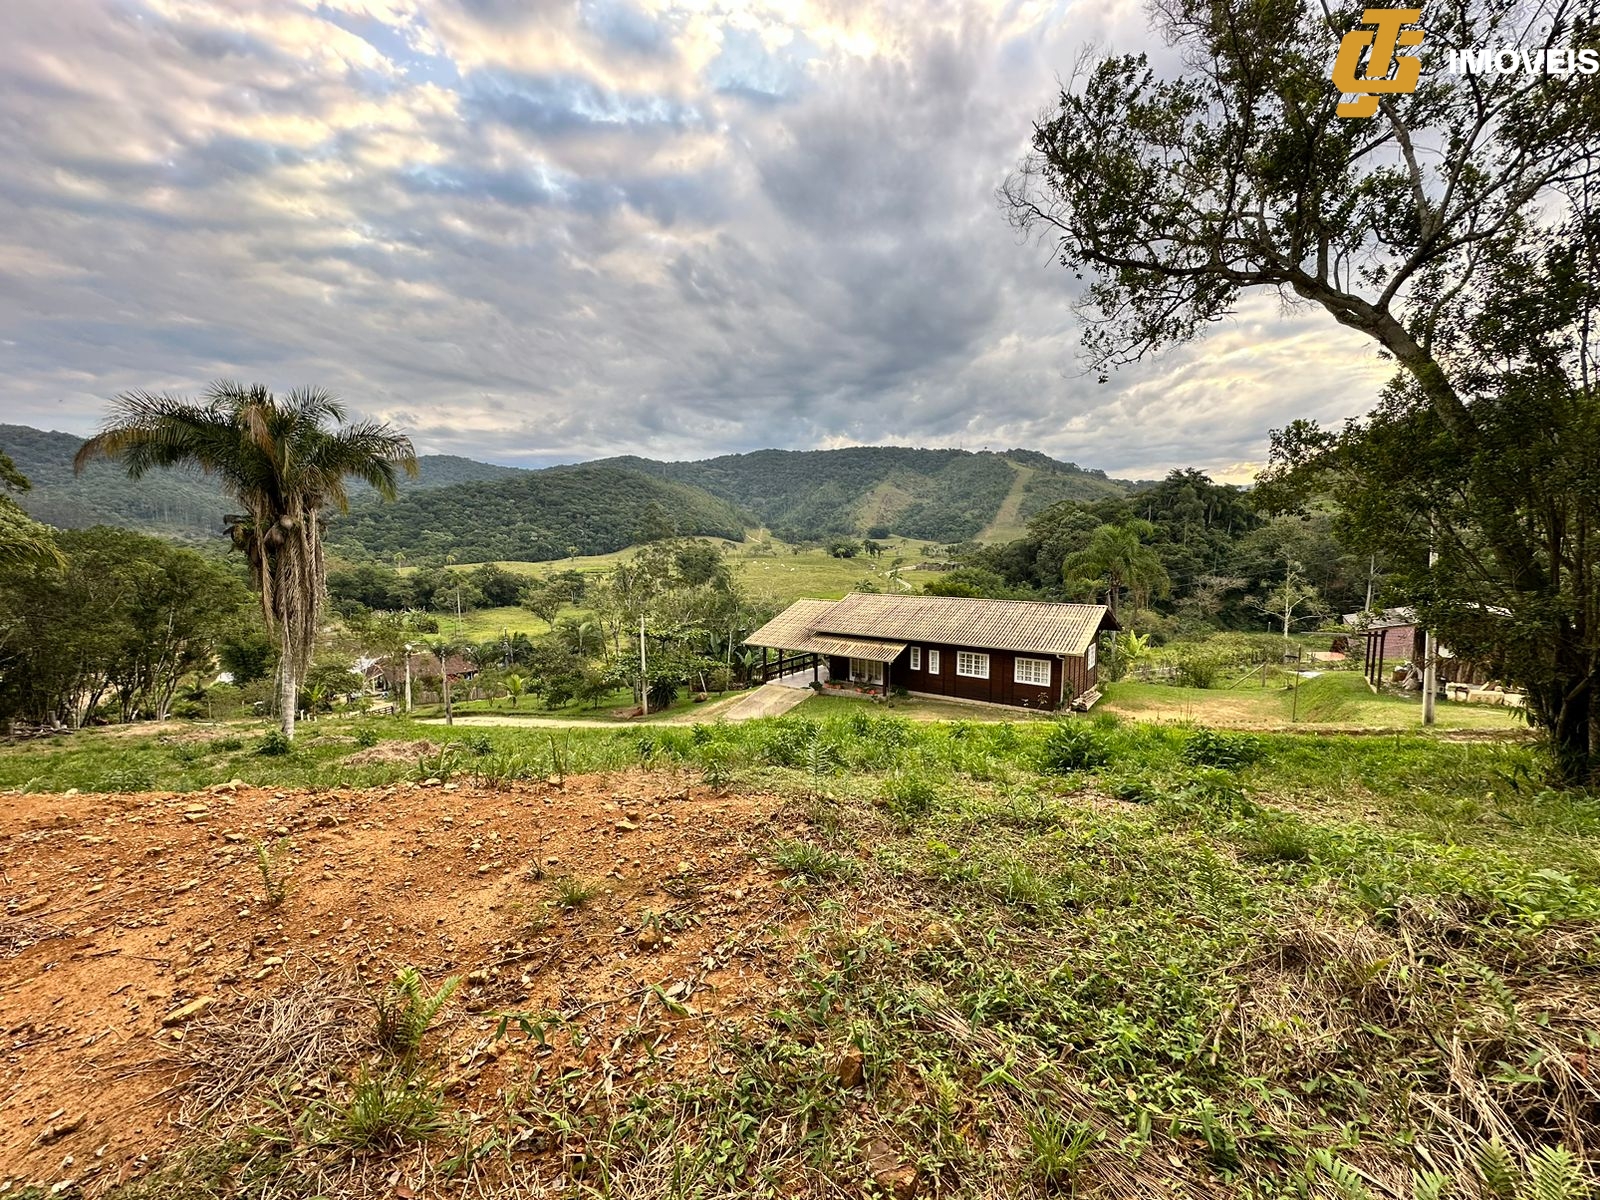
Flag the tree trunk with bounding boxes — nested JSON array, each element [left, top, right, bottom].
[[1547, 682, 1593, 787], [277, 630, 298, 741]]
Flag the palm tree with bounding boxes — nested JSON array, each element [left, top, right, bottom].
[[425, 637, 459, 725], [504, 672, 527, 709], [1063, 519, 1171, 616], [0, 450, 63, 570], [75, 382, 417, 740]]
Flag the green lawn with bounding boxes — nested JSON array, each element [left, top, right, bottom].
[[422, 532, 951, 611], [1102, 669, 1527, 731], [796, 691, 1056, 722]]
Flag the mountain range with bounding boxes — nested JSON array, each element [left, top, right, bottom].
[[1, 424, 1137, 561]]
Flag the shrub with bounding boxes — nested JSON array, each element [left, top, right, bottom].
[[255, 729, 293, 757], [882, 772, 938, 822], [696, 741, 736, 792], [1181, 729, 1264, 770], [1171, 649, 1220, 689], [1039, 722, 1112, 773], [648, 678, 680, 710], [352, 725, 380, 749]]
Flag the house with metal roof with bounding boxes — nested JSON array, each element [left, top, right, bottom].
[[745, 593, 1119, 711]]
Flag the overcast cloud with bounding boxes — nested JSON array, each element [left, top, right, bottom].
[[0, 0, 1394, 479]]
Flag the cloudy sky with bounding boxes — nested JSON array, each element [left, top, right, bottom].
[[0, 0, 1392, 479]]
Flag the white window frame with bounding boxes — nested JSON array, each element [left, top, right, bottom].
[[910, 646, 922, 671], [850, 658, 884, 685], [1014, 657, 1051, 687], [928, 649, 940, 673], [956, 651, 990, 679], [1086, 642, 1097, 671]]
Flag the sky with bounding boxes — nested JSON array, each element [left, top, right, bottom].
[[0, 0, 1395, 480]]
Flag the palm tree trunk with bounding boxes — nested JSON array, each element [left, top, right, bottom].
[[277, 626, 298, 741]]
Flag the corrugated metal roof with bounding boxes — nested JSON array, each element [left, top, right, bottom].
[[817, 594, 1115, 656], [745, 599, 839, 651], [747, 593, 1116, 657], [802, 636, 905, 662]]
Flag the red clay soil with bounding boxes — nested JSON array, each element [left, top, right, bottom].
[[0, 771, 794, 1194]]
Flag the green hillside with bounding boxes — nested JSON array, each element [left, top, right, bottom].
[[599, 446, 1128, 542], [326, 464, 747, 562], [1, 424, 1131, 559], [0, 424, 527, 536]]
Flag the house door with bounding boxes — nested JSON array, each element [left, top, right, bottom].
[[850, 658, 883, 685]]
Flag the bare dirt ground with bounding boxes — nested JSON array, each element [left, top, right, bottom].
[[1, 772, 794, 1194]]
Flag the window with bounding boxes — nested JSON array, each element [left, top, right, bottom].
[[928, 649, 940, 673], [956, 651, 990, 679], [1086, 642, 1097, 671], [1014, 657, 1051, 687], [910, 646, 922, 671], [850, 658, 883, 685]]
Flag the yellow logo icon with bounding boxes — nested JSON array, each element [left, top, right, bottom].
[[1332, 7, 1426, 117]]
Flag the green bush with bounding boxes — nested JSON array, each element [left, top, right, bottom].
[[1181, 729, 1264, 770], [255, 729, 293, 757], [1039, 722, 1112, 773], [1171, 650, 1220, 689]]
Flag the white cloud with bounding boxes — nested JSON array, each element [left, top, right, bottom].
[[0, 0, 1399, 478]]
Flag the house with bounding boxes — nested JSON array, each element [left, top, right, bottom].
[[745, 593, 1119, 711], [363, 651, 478, 696], [1344, 608, 1425, 688], [1343, 606, 1499, 691]]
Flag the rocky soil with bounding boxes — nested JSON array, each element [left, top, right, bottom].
[[1, 770, 793, 1194]]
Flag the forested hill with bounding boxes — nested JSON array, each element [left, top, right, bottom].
[[596, 446, 1129, 542], [1, 424, 1134, 558], [325, 465, 748, 562], [0, 424, 527, 536]]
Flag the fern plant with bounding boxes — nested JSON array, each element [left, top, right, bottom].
[[1311, 1142, 1591, 1200], [373, 967, 461, 1060]]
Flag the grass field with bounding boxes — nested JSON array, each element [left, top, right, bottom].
[[414, 536, 953, 644], [1102, 670, 1528, 731], [2, 709, 1596, 1196]]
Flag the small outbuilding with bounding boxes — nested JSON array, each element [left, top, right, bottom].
[[745, 593, 1119, 711]]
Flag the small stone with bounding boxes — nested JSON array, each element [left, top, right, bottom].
[[614, 819, 638, 832], [864, 1140, 918, 1200], [38, 1114, 83, 1144], [161, 996, 215, 1027], [636, 927, 663, 950], [836, 1047, 864, 1088]]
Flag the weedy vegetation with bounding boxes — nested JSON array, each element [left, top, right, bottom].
[[7, 706, 1597, 1197]]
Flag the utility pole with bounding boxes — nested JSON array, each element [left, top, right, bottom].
[[403, 643, 414, 714], [1422, 545, 1438, 726], [639, 613, 649, 716], [1365, 555, 1376, 613]]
